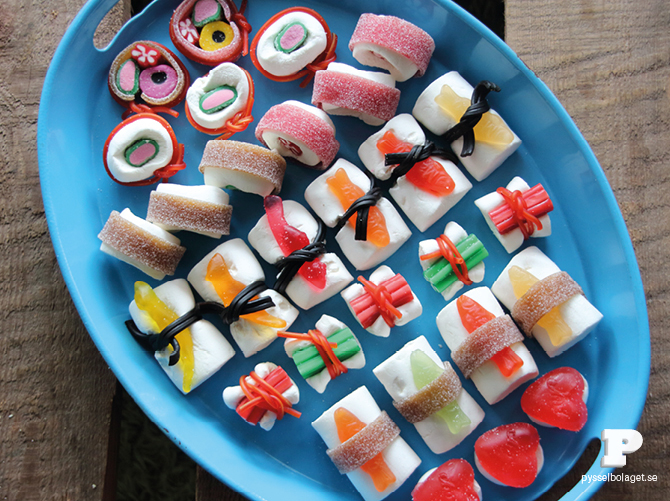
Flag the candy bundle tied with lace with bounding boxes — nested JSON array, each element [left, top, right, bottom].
[[331, 169, 385, 243], [236, 366, 301, 424], [490, 184, 553, 238], [421, 233, 488, 293], [350, 274, 412, 328]]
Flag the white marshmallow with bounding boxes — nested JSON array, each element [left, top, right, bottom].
[[351, 42, 419, 82]]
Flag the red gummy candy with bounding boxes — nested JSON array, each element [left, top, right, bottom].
[[520, 367, 588, 432], [411, 458, 479, 501], [474, 422, 541, 488]]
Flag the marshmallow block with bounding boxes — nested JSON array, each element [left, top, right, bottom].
[[491, 246, 603, 358]]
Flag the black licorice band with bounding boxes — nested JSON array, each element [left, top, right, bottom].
[[384, 140, 459, 182], [126, 280, 275, 366], [273, 220, 327, 294], [333, 170, 383, 241]]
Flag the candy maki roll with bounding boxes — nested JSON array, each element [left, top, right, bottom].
[[98, 208, 186, 280], [184, 62, 254, 139], [349, 13, 435, 82], [279, 315, 365, 393], [223, 362, 300, 430], [491, 246, 603, 358], [248, 196, 353, 310], [187, 239, 298, 357], [412, 459, 482, 501], [475, 176, 554, 253], [146, 184, 233, 238], [128, 279, 235, 394], [436, 287, 539, 405], [341, 265, 422, 338], [418, 222, 488, 301], [255, 100, 340, 170], [250, 7, 337, 87], [373, 336, 485, 454], [304, 158, 411, 270], [413, 71, 521, 181], [199, 140, 286, 196], [312, 63, 401, 126], [312, 386, 421, 501], [358, 114, 472, 232]]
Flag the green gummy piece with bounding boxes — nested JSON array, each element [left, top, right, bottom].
[[424, 234, 489, 293], [224, 185, 237, 190], [273, 21, 308, 54], [192, 0, 222, 28], [115, 59, 140, 96], [436, 401, 471, 434], [293, 328, 360, 380], [199, 84, 238, 115], [124, 138, 159, 167]]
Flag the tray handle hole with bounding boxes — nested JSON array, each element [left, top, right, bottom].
[[93, 0, 131, 49]]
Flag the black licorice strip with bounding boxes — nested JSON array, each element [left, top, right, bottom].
[[273, 220, 327, 294], [384, 140, 460, 182], [126, 281, 275, 366], [333, 170, 383, 241]]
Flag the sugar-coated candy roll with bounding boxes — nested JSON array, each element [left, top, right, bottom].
[[255, 100, 340, 170], [169, 0, 251, 66], [412, 459, 482, 501], [128, 279, 235, 394], [312, 386, 421, 501], [349, 13, 435, 82], [312, 63, 401, 126], [250, 7, 337, 87], [146, 184, 232, 238], [98, 208, 186, 280], [436, 286, 539, 405], [491, 246, 603, 358], [223, 362, 300, 431], [198, 140, 286, 196], [184, 62, 254, 139], [374, 336, 485, 454]]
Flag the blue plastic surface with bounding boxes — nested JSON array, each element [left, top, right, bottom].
[[38, 0, 650, 500]]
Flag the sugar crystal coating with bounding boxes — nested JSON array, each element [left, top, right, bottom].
[[147, 191, 232, 236]]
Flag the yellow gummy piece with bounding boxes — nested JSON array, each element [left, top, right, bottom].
[[134, 281, 195, 393], [434, 84, 514, 148], [205, 253, 287, 329], [508, 265, 572, 346]]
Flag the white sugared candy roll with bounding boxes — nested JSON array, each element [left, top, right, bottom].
[[146, 184, 232, 238], [283, 314, 365, 393], [348, 13, 435, 82], [248, 198, 353, 309], [358, 114, 472, 232], [436, 286, 538, 404], [373, 336, 485, 454], [475, 176, 553, 253], [312, 386, 421, 501], [98, 208, 186, 280], [418, 221, 487, 301], [312, 62, 401, 126], [491, 246, 603, 358], [255, 100, 340, 169], [341, 265, 422, 338], [129, 279, 235, 394], [413, 71, 521, 181], [187, 238, 298, 357], [412, 459, 482, 501], [304, 158, 411, 270]]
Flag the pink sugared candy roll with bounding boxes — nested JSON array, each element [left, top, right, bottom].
[[349, 13, 435, 82], [412, 459, 482, 501], [312, 62, 400, 126], [255, 100, 340, 169]]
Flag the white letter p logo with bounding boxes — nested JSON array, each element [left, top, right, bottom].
[[601, 429, 643, 468]]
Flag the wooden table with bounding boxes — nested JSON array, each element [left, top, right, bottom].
[[1, 0, 667, 499]]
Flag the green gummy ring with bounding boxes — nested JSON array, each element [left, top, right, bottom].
[[274, 21, 308, 54], [115, 59, 140, 96], [124, 138, 159, 167], [192, 0, 222, 28], [199, 84, 238, 114]]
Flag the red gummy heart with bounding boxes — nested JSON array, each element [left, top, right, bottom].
[[521, 366, 588, 432], [412, 459, 479, 501], [474, 422, 540, 488]]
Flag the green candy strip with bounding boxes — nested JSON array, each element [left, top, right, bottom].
[[292, 328, 360, 380], [424, 234, 488, 293]]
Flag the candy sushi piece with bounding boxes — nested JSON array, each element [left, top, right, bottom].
[[280, 315, 365, 393], [312, 63, 401, 126], [223, 362, 300, 430], [359, 114, 472, 231], [474, 423, 544, 488], [491, 246, 603, 358], [248, 196, 353, 309], [304, 158, 411, 270], [412, 459, 482, 501], [418, 222, 488, 301], [413, 71, 521, 181], [185, 62, 254, 138], [521, 367, 588, 431], [475, 176, 554, 253], [349, 13, 435, 82], [146, 184, 232, 238], [199, 140, 286, 196], [255, 100, 340, 169], [129, 279, 235, 393], [312, 386, 421, 501], [187, 239, 298, 357], [341, 265, 422, 337], [99, 208, 186, 280], [373, 336, 485, 454], [436, 287, 538, 404]]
